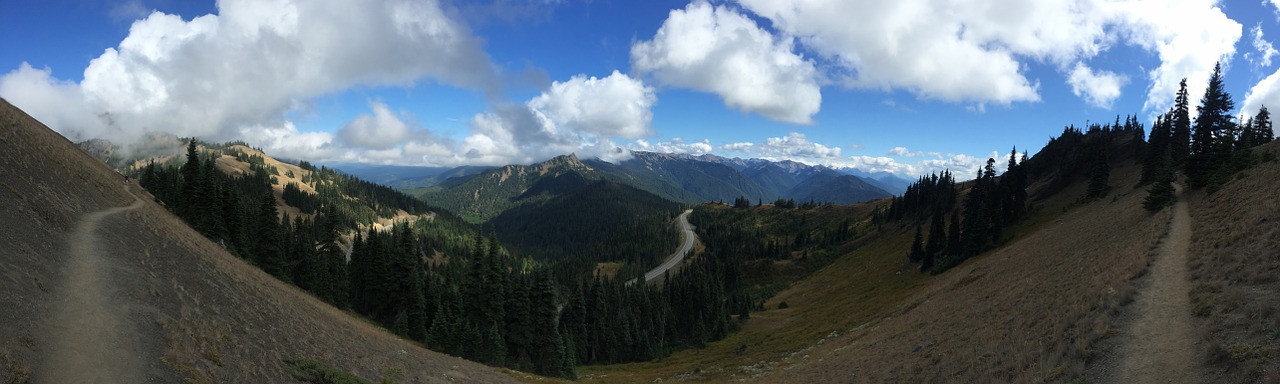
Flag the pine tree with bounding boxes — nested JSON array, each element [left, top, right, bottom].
[[925, 208, 946, 260], [1188, 62, 1235, 189], [255, 191, 287, 281], [946, 210, 961, 256], [1141, 113, 1173, 185], [1143, 173, 1176, 211], [179, 139, 201, 219], [1171, 79, 1192, 166], [1258, 106, 1275, 143]]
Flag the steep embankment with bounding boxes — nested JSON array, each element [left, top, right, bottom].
[[0, 98, 516, 383]]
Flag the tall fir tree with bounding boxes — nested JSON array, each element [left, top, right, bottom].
[[1258, 106, 1275, 143], [1171, 78, 1192, 167], [1188, 62, 1235, 189]]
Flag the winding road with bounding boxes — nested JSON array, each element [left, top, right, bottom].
[[628, 209, 695, 286]]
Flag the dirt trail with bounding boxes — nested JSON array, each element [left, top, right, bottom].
[[40, 187, 145, 384], [1116, 184, 1197, 383]]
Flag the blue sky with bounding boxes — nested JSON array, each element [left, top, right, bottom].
[[3, 0, 1279, 177]]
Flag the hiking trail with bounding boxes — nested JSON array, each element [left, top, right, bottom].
[[41, 186, 145, 383], [1115, 183, 1197, 383]]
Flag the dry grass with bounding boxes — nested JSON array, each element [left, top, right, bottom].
[[579, 162, 1165, 383], [1186, 141, 1280, 382]]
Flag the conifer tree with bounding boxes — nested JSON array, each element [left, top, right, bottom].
[[1188, 62, 1235, 189], [1171, 79, 1192, 166], [1141, 113, 1173, 185], [255, 191, 287, 281], [1258, 106, 1275, 143]]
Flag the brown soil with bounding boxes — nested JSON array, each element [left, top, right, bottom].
[[1110, 184, 1198, 383], [41, 188, 146, 383]]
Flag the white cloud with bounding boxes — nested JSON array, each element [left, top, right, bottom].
[[1246, 24, 1278, 69], [338, 102, 416, 150], [836, 150, 998, 178], [735, 0, 1241, 114], [1242, 67, 1280, 119], [629, 138, 714, 155], [631, 1, 821, 124], [1, 0, 498, 148], [1114, 0, 1241, 114], [887, 146, 922, 157], [715, 132, 840, 162], [455, 72, 658, 166], [527, 70, 656, 138], [1067, 62, 1128, 108]]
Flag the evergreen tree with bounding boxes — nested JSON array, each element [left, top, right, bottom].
[[179, 139, 202, 219], [1141, 113, 1173, 185], [1170, 78, 1192, 166], [1258, 106, 1275, 143], [925, 208, 946, 260], [1188, 62, 1235, 189], [946, 210, 961, 256], [255, 191, 287, 281], [1143, 173, 1176, 211]]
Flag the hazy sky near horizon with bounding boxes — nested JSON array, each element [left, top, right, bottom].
[[3, 0, 1279, 177]]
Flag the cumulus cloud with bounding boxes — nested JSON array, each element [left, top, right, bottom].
[[1114, 0, 1241, 114], [456, 71, 657, 166], [714, 132, 840, 162], [527, 70, 656, 138], [338, 102, 416, 150], [1067, 62, 1128, 108], [631, 1, 820, 124], [628, 138, 715, 155], [1246, 24, 1278, 69], [887, 146, 922, 157], [1242, 68, 1280, 122], [1, 0, 498, 148], [735, 0, 1241, 113]]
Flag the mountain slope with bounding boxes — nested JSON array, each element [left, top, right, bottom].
[[417, 154, 599, 222], [785, 170, 891, 204], [0, 98, 515, 382], [580, 128, 1172, 383], [488, 179, 682, 263]]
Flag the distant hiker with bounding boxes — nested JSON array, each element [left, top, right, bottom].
[[124, 175, 132, 184]]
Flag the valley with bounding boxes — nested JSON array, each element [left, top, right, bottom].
[[3, 61, 1280, 383]]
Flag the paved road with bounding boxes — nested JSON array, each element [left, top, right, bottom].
[[628, 209, 695, 286]]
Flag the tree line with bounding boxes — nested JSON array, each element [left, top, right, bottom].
[[1141, 62, 1275, 210]]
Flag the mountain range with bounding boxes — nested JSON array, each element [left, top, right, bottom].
[[342, 151, 903, 223]]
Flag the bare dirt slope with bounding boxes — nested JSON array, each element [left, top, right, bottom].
[[0, 98, 517, 383], [1112, 184, 1197, 383], [42, 189, 146, 383]]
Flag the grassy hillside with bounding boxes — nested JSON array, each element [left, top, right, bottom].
[[578, 129, 1169, 382], [0, 98, 516, 383], [1185, 140, 1280, 382]]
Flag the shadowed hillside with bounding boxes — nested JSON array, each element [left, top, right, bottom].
[[0, 98, 516, 383]]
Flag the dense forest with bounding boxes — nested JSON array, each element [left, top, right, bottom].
[[130, 141, 795, 377]]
